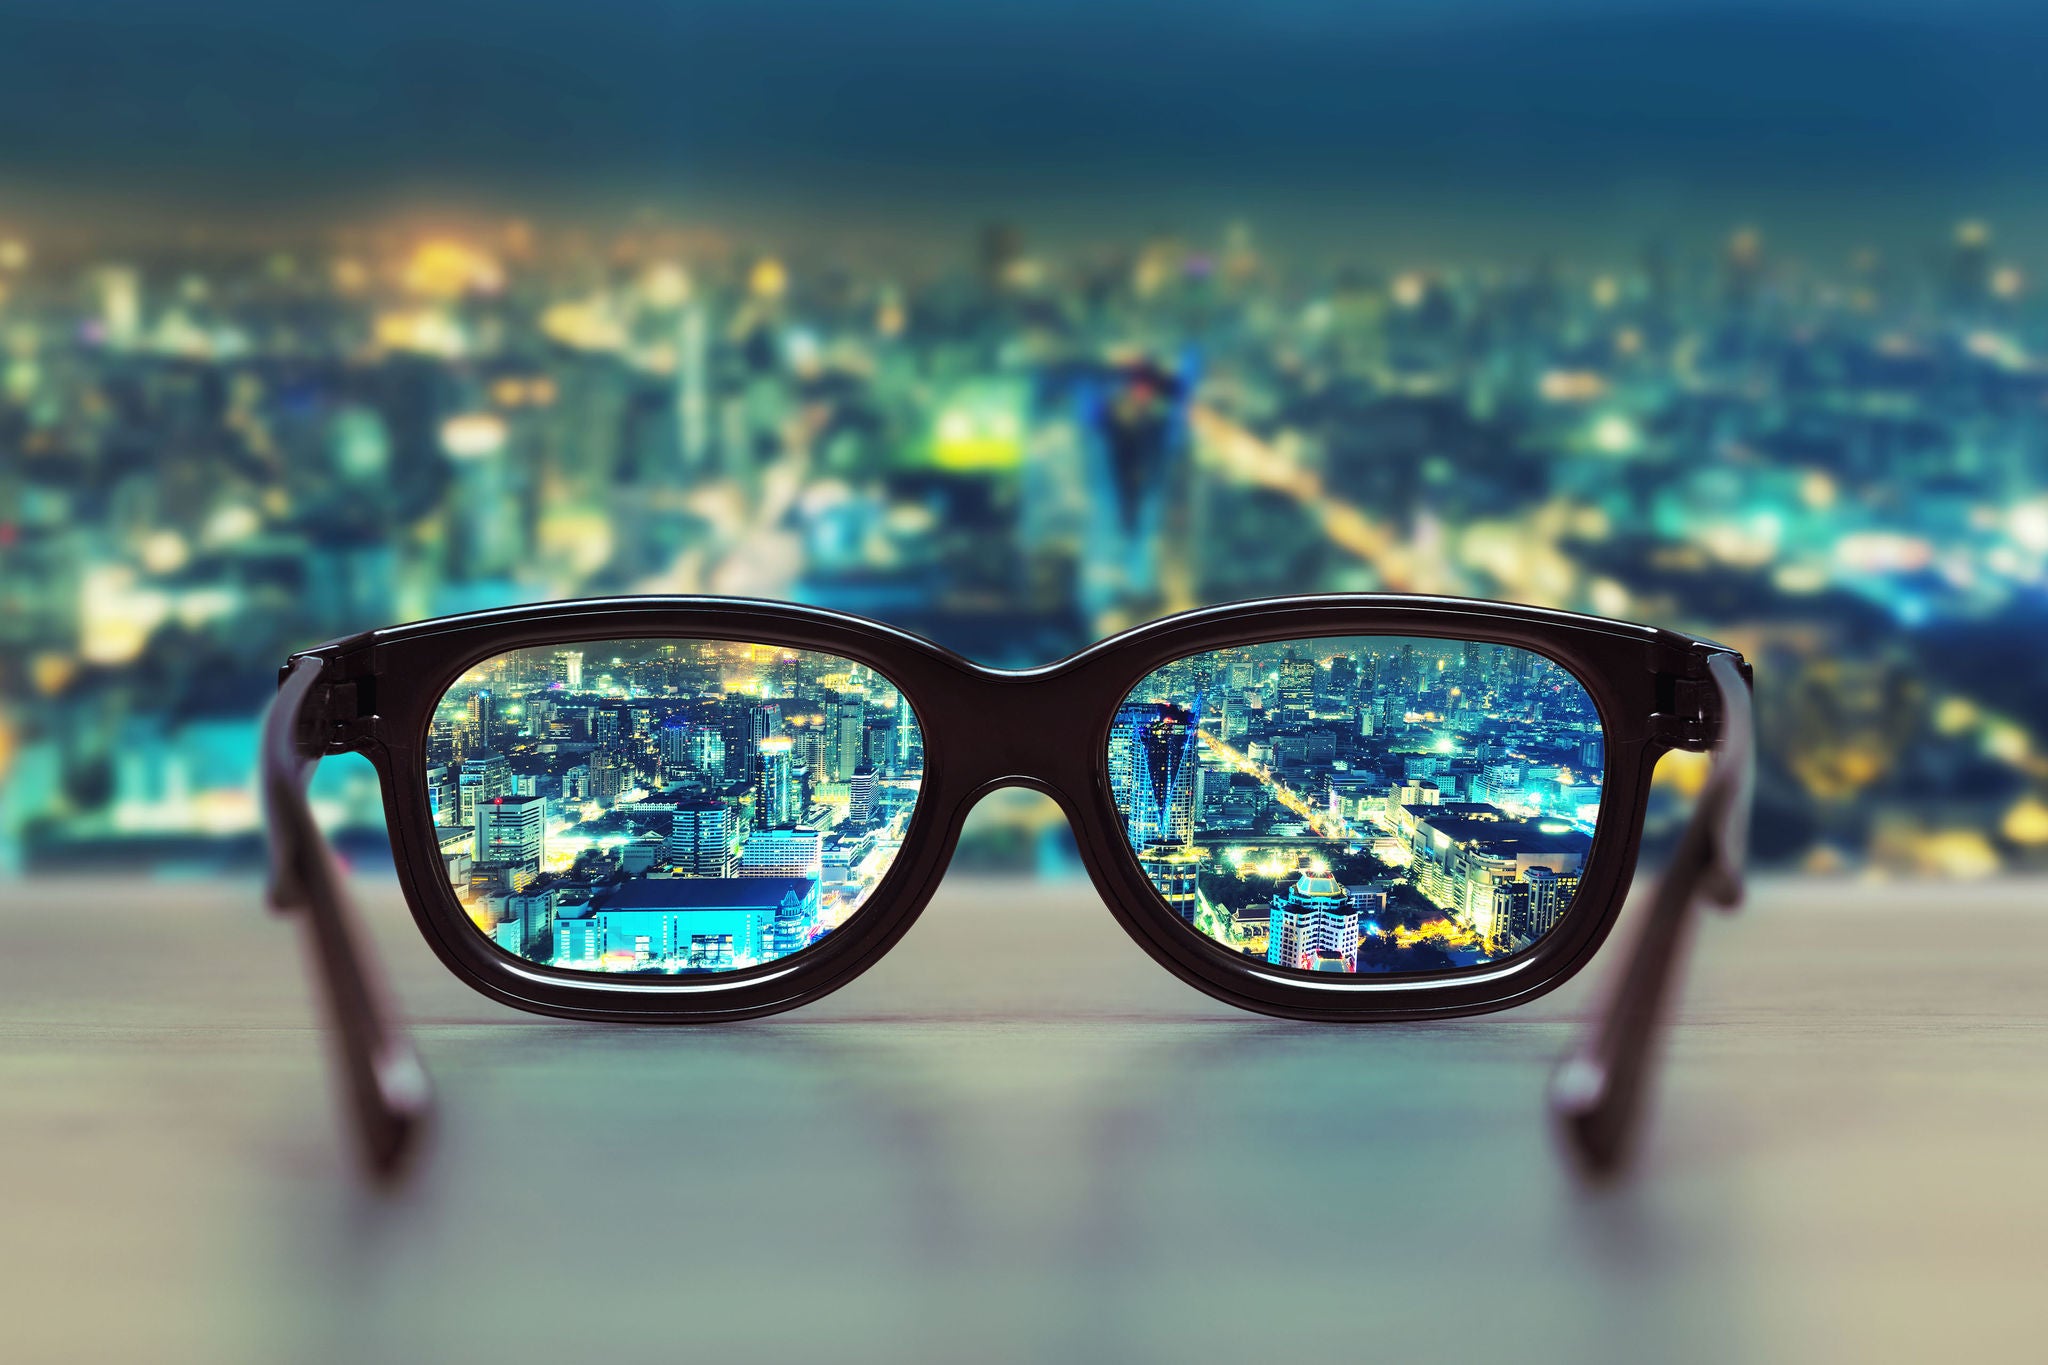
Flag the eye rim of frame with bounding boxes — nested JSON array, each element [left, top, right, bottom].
[[1101, 632, 1612, 986], [420, 634, 934, 983]]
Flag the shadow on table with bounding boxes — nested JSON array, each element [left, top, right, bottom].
[[259, 1017, 1753, 1365]]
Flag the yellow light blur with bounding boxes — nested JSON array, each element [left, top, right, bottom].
[[139, 530, 190, 575], [2002, 796, 2048, 847], [1540, 370, 1608, 403], [749, 257, 788, 300], [403, 238, 504, 299]]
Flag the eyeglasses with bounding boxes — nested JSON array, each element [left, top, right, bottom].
[[262, 594, 1752, 1181]]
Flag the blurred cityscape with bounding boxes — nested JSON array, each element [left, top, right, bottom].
[[2, 212, 2046, 876], [1115, 638, 1603, 974]]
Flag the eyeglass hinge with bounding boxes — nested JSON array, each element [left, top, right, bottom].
[[1651, 672, 1722, 753], [294, 661, 381, 757]]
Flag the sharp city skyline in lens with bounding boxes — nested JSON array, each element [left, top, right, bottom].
[[430, 640, 923, 973], [1114, 637, 1603, 974]]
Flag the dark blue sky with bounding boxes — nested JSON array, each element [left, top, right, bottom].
[[2, 0, 2042, 258]]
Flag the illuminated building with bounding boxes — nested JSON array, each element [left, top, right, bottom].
[[1137, 844, 1200, 923], [498, 885, 557, 958], [1110, 703, 1203, 849], [659, 718, 694, 779], [1487, 878, 1528, 953], [589, 752, 622, 804], [457, 752, 510, 833], [1267, 872, 1360, 973], [738, 826, 823, 881], [691, 727, 727, 778], [476, 793, 546, 888], [828, 698, 866, 781], [755, 735, 802, 827], [847, 765, 877, 828], [425, 763, 455, 824], [1522, 866, 1578, 940], [1394, 802, 1592, 916], [561, 876, 820, 969], [467, 688, 497, 754], [1278, 656, 1315, 717], [668, 800, 738, 877]]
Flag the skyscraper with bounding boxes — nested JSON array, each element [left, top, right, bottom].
[[756, 735, 802, 827], [847, 764, 877, 828], [1137, 845, 1199, 923], [659, 717, 693, 779], [668, 800, 737, 877], [457, 751, 510, 834], [690, 727, 727, 777], [1522, 867, 1577, 940], [589, 751, 622, 804], [552, 649, 583, 690], [1110, 704, 1203, 849], [829, 698, 866, 781], [468, 688, 497, 754], [477, 793, 546, 889], [1267, 872, 1360, 973], [1278, 655, 1314, 718]]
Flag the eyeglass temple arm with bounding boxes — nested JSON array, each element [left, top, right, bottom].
[[1550, 650, 1754, 1176], [262, 654, 432, 1178]]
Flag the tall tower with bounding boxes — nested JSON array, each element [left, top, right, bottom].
[[1266, 872, 1360, 972], [756, 735, 801, 828]]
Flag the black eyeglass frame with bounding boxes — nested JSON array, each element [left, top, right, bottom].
[[266, 593, 1751, 1178]]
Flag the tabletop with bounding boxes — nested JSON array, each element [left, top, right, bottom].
[[1, 873, 2042, 1365]]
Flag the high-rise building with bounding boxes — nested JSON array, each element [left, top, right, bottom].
[[552, 649, 583, 690], [668, 800, 737, 877], [1109, 704, 1201, 849], [691, 727, 727, 777], [1267, 872, 1360, 973], [477, 793, 546, 888], [457, 752, 510, 833], [829, 698, 866, 781], [1487, 878, 1529, 953], [589, 751, 622, 804], [1278, 655, 1315, 718], [755, 735, 802, 827], [866, 718, 896, 777], [1522, 866, 1578, 940], [659, 717, 693, 779], [593, 707, 624, 758], [847, 765, 877, 828], [738, 826, 823, 881], [468, 688, 497, 754], [500, 885, 557, 957], [425, 763, 455, 825], [1137, 844, 1200, 923]]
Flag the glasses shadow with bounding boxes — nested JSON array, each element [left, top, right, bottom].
[[266, 1013, 1755, 1365]]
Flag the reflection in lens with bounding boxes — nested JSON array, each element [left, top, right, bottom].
[[1112, 637, 1605, 975], [427, 640, 923, 975]]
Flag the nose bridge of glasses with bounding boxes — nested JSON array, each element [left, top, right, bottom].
[[919, 662, 1100, 804]]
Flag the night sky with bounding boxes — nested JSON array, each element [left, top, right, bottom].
[[2, 0, 2042, 258]]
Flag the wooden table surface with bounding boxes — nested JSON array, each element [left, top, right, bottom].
[[1, 874, 2042, 1365]]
